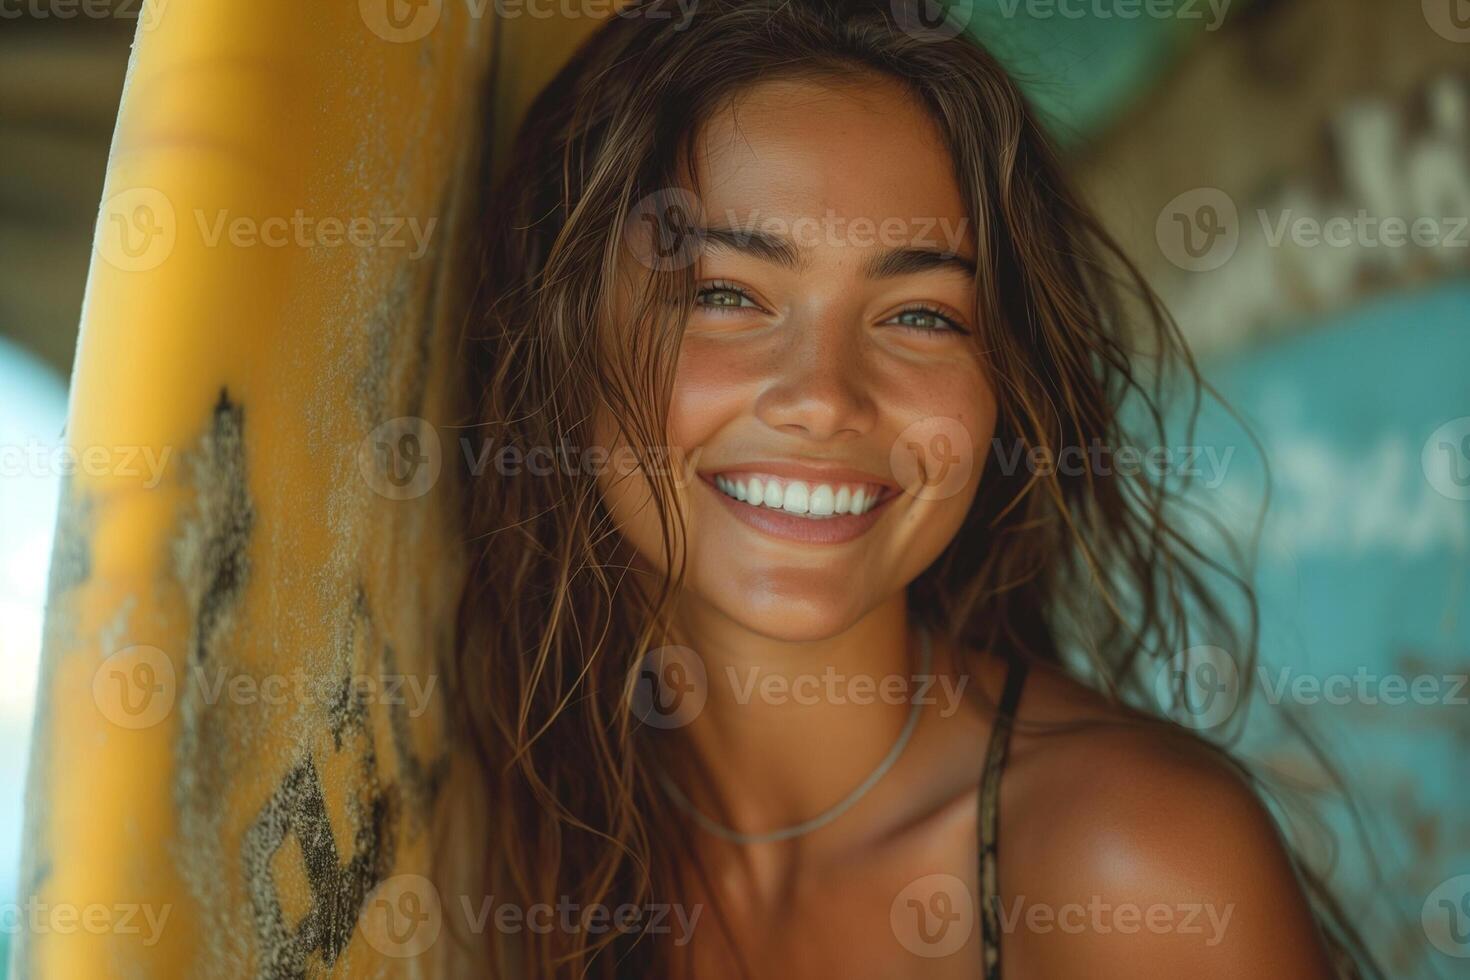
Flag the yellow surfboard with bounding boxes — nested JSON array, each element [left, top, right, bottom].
[[14, 2, 612, 976]]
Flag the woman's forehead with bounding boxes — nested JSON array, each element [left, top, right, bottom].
[[687, 75, 968, 241]]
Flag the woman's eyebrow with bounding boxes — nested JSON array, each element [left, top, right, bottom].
[[697, 224, 977, 279], [698, 225, 806, 269], [863, 245, 977, 280]]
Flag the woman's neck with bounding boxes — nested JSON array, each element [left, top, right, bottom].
[[659, 593, 929, 855]]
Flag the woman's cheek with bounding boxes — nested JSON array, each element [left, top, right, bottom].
[[666, 340, 762, 445], [883, 360, 996, 509]]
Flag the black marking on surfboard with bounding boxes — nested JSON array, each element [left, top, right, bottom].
[[359, 184, 452, 430], [381, 637, 451, 825], [175, 387, 256, 663], [242, 745, 397, 980], [243, 584, 452, 978], [341, 584, 451, 832], [403, 216, 446, 421]]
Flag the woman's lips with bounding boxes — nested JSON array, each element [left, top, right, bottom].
[[700, 472, 896, 544]]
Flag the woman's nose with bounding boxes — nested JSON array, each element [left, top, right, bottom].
[[751, 319, 878, 442]]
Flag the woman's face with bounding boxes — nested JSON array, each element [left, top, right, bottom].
[[599, 74, 997, 642]]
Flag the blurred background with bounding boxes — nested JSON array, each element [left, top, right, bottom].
[[1, 0, 1465, 974]]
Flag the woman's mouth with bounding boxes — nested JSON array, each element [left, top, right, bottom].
[[700, 468, 898, 544], [711, 474, 887, 517]]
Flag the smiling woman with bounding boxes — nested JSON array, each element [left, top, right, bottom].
[[452, 1, 1380, 978], [594, 75, 998, 645]]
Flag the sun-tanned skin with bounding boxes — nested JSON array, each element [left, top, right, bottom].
[[597, 73, 1337, 979]]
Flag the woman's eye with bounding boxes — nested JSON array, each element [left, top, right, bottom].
[[694, 282, 760, 312], [888, 306, 966, 334]]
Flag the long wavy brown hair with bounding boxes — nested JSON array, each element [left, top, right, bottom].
[[451, 1, 1381, 976]]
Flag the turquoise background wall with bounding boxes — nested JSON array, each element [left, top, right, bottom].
[[1179, 282, 1470, 973]]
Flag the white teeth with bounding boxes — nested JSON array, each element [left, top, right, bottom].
[[782, 481, 809, 515], [808, 484, 834, 516], [711, 474, 884, 518]]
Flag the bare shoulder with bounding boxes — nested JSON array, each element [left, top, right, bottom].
[[988, 656, 1339, 979]]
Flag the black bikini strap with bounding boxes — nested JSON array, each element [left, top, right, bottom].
[[977, 656, 1028, 980]]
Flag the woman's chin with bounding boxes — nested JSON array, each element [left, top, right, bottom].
[[691, 578, 879, 644]]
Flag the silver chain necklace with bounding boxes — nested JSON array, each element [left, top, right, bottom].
[[655, 627, 933, 845]]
